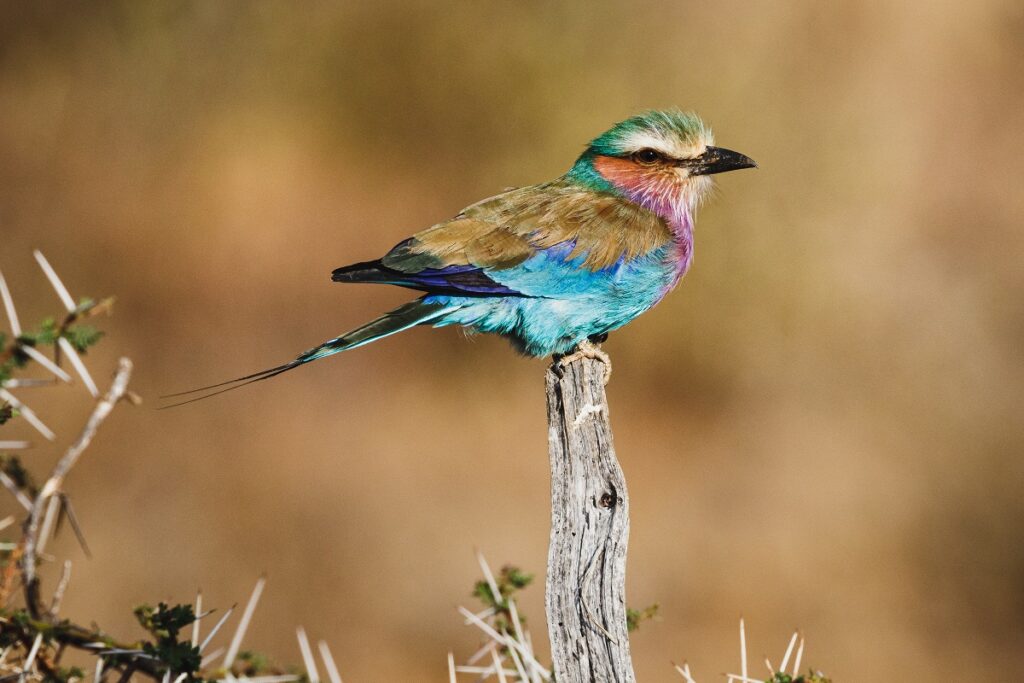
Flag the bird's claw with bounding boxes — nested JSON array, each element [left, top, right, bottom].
[[557, 339, 612, 385]]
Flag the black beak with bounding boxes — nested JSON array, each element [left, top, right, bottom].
[[685, 146, 757, 176]]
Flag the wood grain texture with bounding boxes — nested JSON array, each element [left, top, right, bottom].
[[545, 354, 635, 683]]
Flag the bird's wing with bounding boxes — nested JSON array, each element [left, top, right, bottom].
[[332, 181, 672, 297], [390, 181, 672, 273]]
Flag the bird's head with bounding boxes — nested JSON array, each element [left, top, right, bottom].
[[570, 110, 756, 219]]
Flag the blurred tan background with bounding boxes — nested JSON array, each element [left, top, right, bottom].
[[2, 1, 1023, 680]]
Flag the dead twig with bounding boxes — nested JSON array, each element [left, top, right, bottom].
[[21, 357, 133, 618]]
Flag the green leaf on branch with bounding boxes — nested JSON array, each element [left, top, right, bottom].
[[135, 602, 196, 641], [134, 602, 202, 675], [472, 565, 534, 634], [64, 324, 104, 353], [766, 673, 833, 683], [472, 565, 533, 608], [17, 318, 60, 347], [625, 603, 659, 632], [234, 650, 275, 676]]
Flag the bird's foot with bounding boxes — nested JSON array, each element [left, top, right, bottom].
[[556, 339, 612, 385]]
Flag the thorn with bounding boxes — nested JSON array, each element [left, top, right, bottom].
[[792, 637, 805, 677], [673, 660, 697, 683], [0, 389, 56, 441], [192, 591, 203, 645], [0, 471, 32, 511], [19, 345, 72, 383], [33, 250, 77, 312], [36, 493, 62, 555], [199, 646, 225, 670], [0, 268, 22, 336], [740, 617, 747, 682], [224, 576, 266, 668], [296, 626, 320, 683], [23, 633, 44, 672], [199, 604, 235, 653], [59, 338, 99, 397], [1, 379, 54, 388], [779, 631, 798, 673], [317, 640, 343, 683], [490, 644, 509, 683], [59, 494, 92, 558], [475, 548, 502, 605]]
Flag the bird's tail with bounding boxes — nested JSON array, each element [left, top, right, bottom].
[[160, 298, 453, 408]]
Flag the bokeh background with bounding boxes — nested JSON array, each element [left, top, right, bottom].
[[2, 1, 1023, 680]]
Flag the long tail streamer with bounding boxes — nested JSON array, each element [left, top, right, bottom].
[[160, 299, 452, 408]]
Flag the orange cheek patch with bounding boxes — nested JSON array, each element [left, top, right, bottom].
[[593, 155, 663, 195]]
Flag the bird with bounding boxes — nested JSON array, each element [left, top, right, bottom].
[[163, 110, 754, 406]]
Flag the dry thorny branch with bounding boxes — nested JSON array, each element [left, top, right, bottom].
[[447, 551, 549, 683], [673, 619, 832, 683], [0, 253, 343, 683], [447, 552, 832, 683]]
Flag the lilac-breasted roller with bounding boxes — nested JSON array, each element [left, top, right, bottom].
[[166, 110, 754, 405]]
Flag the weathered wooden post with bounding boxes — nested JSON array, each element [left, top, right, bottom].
[[545, 352, 635, 682]]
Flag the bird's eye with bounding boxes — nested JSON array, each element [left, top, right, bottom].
[[634, 149, 661, 164]]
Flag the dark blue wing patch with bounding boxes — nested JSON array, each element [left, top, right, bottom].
[[331, 260, 526, 297]]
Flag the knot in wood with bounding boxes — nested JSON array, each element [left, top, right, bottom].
[[599, 491, 617, 508]]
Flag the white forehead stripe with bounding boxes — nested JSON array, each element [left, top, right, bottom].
[[618, 129, 713, 159]]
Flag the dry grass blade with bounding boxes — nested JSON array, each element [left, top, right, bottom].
[[0, 441, 30, 450]]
